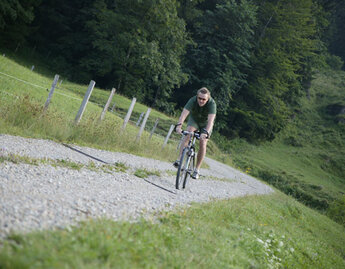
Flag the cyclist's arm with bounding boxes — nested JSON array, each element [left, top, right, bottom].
[[176, 108, 190, 133], [177, 108, 190, 126], [205, 113, 216, 134]]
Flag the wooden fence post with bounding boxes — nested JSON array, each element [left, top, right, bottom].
[[110, 102, 116, 112], [44, 74, 59, 111], [162, 124, 175, 148], [136, 112, 144, 126], [149, 118, 159, 140], [136, 108, 151, 142], [99, 87, 116, 121], [74, 80, 96, 124], [31, 65, 35, 71], [122, 97, 136, 130]]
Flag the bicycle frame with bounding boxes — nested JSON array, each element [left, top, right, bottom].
[[175, 131, 200, 189], [183, 131, 200, 151]]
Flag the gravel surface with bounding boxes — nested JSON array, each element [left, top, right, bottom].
[[0, 134, 273, 238]]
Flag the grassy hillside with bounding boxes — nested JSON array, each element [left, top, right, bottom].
[[0, 53, 344, 267], [0, 54, 184, 161], [220, 70, 345, 225]]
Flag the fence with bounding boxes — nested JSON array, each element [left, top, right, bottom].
[[0, 56, 180, 148]]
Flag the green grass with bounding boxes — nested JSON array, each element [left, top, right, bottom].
[[0, 154, 131, 174], [134, 168, 161, 179], [0, 56, 177, 161], [0, 53, 179, 140], [0, 193, 344, 268]]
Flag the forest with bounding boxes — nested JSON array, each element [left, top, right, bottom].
[[0, 0, 344, 142]]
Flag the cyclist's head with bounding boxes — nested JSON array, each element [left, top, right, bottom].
[[197, 87, 211, 98], [197, 87, 210, 107]]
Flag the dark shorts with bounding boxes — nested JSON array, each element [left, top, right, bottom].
[[187, 115, 212, 135]]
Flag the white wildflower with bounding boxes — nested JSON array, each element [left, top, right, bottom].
[[279, 241, 284, 247], [290, 248, 295, 253], [257, 238, 264, 244]]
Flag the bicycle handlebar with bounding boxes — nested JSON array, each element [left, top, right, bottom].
[[181, 130, 208, 139]]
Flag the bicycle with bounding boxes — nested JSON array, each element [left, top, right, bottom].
[[175, 130, 200, 190]]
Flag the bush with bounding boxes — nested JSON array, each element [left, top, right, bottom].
[[319, 153, 345, 178], [254, 169, 332, 211], [327, 196, 345, 226], [284, 136, 303, 147], [326, 54, 344, 70]]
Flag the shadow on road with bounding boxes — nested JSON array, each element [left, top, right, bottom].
[[62, 143, 110, 164], [63, 143, 177, 195], [143, 179, 177, 194]]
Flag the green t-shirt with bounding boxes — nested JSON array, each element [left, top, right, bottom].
[[184, 96, 217, 126]]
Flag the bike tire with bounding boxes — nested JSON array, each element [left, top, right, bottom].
[[183, 150, 194, 189], [176, 147, 189, 189]]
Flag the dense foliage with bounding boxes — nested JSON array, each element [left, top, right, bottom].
[[0, 0, 40, 47], [228, 0, 318, 140], [0, 0, 343, 141]]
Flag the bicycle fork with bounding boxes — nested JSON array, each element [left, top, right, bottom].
[[185, 148, 195, 175]]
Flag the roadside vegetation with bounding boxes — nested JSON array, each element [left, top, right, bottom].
[[0, 194, 344, 268]]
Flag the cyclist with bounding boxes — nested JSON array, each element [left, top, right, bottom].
[[174, 87, 216, 179]]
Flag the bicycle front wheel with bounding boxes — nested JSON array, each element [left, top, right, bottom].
[[182, 150, 194, 189], [176, 147, 190, 190]]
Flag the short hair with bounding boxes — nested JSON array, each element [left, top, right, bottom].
[[197, 87, 211, 98]]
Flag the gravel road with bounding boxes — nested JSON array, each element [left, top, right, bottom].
[[0, 134, 273, 238]]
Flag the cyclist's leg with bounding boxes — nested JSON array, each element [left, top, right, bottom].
[[195, 138, 207, 170], [195, 126, 212, 171]]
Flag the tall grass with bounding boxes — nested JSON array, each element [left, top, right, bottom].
[[0, 93, 178, 161]]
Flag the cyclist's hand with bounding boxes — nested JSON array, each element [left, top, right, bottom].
[[176, 125, 182, 134], [200, 133, 208, 140]]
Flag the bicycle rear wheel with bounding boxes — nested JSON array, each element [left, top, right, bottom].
[[176, 147, 190, 189]]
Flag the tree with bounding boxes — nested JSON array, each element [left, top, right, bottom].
[[320, 0, 345, 66], [229, 0, 318, 141], [175, 0, 257, 129], [0, 0, 40, 47], [30, 0, 189, 113], [85, 0, 189, 112]]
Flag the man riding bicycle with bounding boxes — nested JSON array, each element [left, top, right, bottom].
[[174, 87, 216, 179]]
